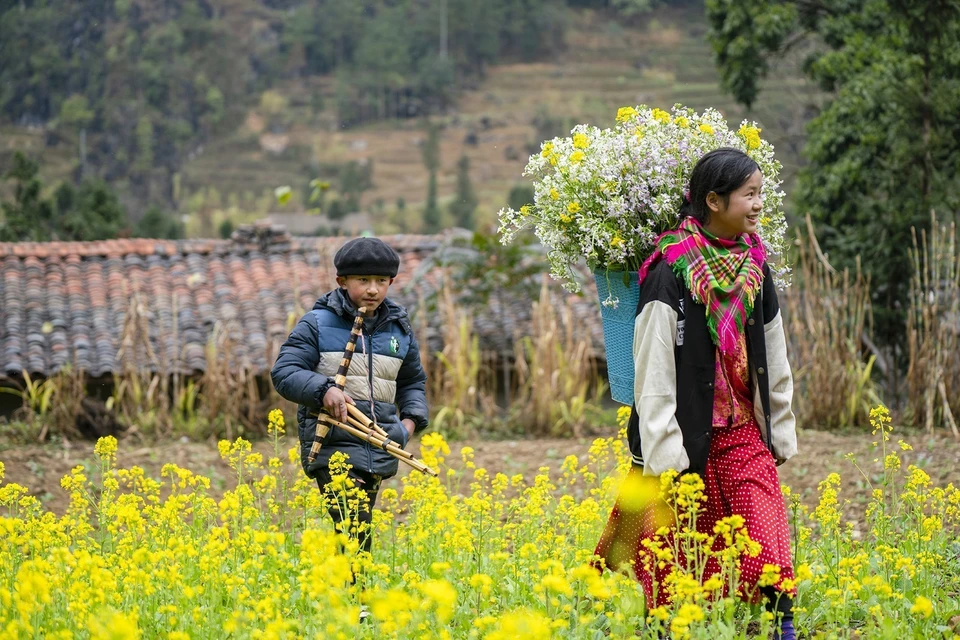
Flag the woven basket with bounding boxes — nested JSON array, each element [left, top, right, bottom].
[[593, 270, 641, 405]]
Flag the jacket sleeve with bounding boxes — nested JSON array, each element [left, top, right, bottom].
[[270, 314, 334, 410], [396, 334, 429, 433], [761, 269, 798, 461], [635, 267, 690, 476]]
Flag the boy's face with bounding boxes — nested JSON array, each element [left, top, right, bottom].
[[337, 275, 393, 316]]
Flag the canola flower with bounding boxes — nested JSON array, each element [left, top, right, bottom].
[[498, 104, 791, 304], [0, 405, 958, 638]]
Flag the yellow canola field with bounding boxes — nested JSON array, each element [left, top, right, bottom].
[[1, 407, 958, 639]]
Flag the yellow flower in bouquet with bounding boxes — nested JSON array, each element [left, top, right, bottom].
[[498, 104, 790, 299]]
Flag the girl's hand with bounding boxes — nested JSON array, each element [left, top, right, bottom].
[[323, 387, 355, 422], [775, 456, 787, 467]]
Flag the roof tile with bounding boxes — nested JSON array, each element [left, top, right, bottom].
[[0, 232, 604, 377]]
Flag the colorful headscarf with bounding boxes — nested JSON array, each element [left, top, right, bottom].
[[638, 216, 766, 353]]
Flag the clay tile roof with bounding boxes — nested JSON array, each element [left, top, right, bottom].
[[0, 229, 604, 378]]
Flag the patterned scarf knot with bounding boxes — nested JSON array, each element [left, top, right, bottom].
[[638, 217, 766, 353]]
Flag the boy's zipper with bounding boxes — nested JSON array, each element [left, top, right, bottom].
[[359, 310, 401, 473], [360, 324, 374, 473]]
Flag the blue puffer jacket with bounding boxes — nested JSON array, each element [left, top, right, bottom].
[[270, 288, 429, 479]]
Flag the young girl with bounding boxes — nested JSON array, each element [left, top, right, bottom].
[[595, 148, 798, 640]]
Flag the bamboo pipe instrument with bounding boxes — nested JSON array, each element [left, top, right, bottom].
[[318, 414, 438, 476], [308, 306, 367, 465], [307, 306, 434, 476], [329, 309, 391, 440], [342, 412, 422, 467], [347, 403, 390, 440]]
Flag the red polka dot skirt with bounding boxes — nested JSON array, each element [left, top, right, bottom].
[[595, 333, 795, 606]]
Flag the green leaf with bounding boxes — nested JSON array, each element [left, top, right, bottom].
[[274, 186, 292, 206]]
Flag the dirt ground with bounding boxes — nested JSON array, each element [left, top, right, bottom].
[[2, 427, 958, 526]]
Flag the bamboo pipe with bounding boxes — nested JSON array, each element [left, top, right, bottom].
[[342, 414, 422, 466], [318, 414, 437, 476], [346, 402, 390, 439], [308, 306, 367, 465]]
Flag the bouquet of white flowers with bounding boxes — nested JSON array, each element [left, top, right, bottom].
[[498, 104, 790, 308]]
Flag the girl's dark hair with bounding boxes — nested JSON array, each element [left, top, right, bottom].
[[679, 148, 760, 224]]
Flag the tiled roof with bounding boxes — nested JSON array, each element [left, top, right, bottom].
[[0, 229, 604, 378]]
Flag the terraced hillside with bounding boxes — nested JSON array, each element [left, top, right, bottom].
[[186, 6, 811, 232], [2, 6, 812, 234]]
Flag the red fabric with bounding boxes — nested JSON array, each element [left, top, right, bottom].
[[594, 335, 794, 606], [712, 332, 756, 428]]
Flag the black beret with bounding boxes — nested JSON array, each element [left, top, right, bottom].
[[334, 237, 401, 278]]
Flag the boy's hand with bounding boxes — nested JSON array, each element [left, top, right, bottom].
[[323, 387, 355, 422], [402, 419, 416, 441]]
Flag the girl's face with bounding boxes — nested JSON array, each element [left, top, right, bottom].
[[704, 169, 763, 240]]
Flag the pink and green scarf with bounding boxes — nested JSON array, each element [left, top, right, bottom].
[[638, 217, 766, 354]]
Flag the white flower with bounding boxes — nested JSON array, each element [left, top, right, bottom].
[[499, 104, 791, 291]]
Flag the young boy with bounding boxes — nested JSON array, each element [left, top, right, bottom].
[[271, 237, 428, 554]]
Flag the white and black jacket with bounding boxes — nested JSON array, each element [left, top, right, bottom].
[[627, 259, 797, 476]]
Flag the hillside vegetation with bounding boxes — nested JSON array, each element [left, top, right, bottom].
[[178, 6, 812, 234], [1, 3, 810, 235]]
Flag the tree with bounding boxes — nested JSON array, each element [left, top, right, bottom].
[[133, 116, 155, 178], [1, 152, 128, 242], [0, 153, 54, 242], [136, 206, 184, 239], [327, 198, 348, 221], [423, 172, 442, 233], [310, 88, 324, 118], [59, 94, 95, 178], [53, 180, 127, 241], [421, 121, 443, 233], [354, 7, 413, 83], [285, 0, 365, 75], [498, 0, 568, 61], [707, 0, 960, 356], [259, 90, 290, 131], [704, 0, 797, 111], [339, 160, 374, 213], [0, 0, 244, 208], [449, 154, 478, 230], [0, 1, 108, 123], [421, 122, 441, 174], [2, 0, 575, 213], [95, 1, 246, 207]]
